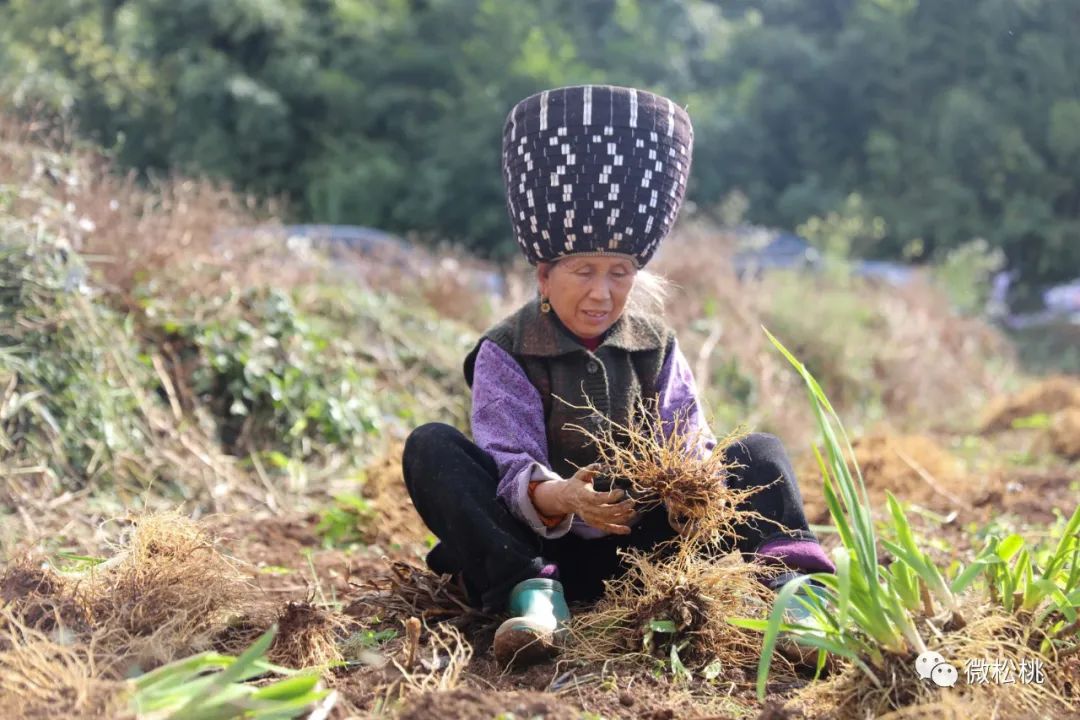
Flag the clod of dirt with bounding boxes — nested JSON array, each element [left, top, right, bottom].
[[396, 688, 579, 720], [1049, 407, 1080, 460], [757, 700, 801, 720], [0, 560, 90, 637], [797, 433, 968, 522], [269, 601, 347, 669], [979, 375, 1080, 433]]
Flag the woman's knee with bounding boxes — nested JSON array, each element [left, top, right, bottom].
[[402, 422, 498, 495], [404, 422, 465, 460], [726, 432, 787, 468], [402, 423, 465, 485]]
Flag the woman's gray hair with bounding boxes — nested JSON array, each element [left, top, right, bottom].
[[626, 268, 669, 315]]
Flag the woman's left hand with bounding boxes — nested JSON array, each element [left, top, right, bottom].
[[532, 465, 638, 535]]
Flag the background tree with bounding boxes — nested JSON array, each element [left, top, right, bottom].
[[1, 0, 1077, 284]]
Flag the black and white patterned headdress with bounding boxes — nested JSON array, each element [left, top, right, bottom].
[[502, 85, 693, 267]]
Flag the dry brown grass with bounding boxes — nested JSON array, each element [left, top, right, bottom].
[[0, 513, 263, 676], [0, 613, 127, 720], [790, 606, 1075, 720], [649, 221, 806, 435], [651, 221, 1014, 448], [0, 113, 312, 309], [865, 276, 1013, 427]]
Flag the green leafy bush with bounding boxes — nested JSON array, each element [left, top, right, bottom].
[[141, 281, 472, 461], [146, 286, 381, 458]]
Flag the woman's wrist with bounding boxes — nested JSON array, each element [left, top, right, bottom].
[[532, 478, 572, 517]]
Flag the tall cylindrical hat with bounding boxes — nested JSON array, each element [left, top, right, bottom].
[[502, 85, 693, 267]]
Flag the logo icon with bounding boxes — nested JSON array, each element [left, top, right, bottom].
[[931, 662, 958, 687], [915, 650, 958, 687]]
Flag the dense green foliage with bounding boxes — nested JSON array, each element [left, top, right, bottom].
[[2, 0, 1078, 284], [0, 225, 471, 492]]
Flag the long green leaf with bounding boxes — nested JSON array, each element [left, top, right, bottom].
[[748, 573, 817, 701], [249, 674, 323, 701], [997, 534, 1024, 561], [171, 626, 278, 715], [952, 564, 986, 597]]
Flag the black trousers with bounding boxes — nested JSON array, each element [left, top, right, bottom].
[[402, 422, 820, 612]]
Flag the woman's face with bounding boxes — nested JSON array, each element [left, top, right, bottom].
[[537, 255, 637, 339]]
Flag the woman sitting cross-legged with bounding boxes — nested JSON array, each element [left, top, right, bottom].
[[403, 85, 834, 668]]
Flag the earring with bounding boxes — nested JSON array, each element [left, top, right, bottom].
[[540, 297, 551, 314]]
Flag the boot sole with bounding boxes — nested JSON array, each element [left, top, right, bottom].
[[493, 620, 559, 668]]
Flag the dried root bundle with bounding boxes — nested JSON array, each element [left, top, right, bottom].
[[0, 613, 126, 719], [346, 560, 478, 627], [567, 397, 768, 545], [567, 546, 773, 674], [555, 398, 787, 676], [269, 601, 348, 669], [0, 512, 261, 676], [89, 513, 258, 667]]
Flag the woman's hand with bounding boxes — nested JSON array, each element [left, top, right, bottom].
[[532, 465, 637, 535]]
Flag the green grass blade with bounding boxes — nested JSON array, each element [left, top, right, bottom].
[[949, 558, 990, 595], [132, 653, 232, 691], [834, 547, 852, 628], [997, 534, 1024, 561], [171, 626, 278, 715], [746, 574, 817, 701], [249, 674, 323, 701], [1043, 505, 1080, 580]]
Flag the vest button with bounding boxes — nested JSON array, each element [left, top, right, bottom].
[[586, 360, 599, 374]]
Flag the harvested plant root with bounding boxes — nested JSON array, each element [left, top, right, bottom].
[[566, 397, 769, 544]]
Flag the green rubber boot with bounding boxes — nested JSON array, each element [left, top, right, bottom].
[[493, 578, 571, 668]]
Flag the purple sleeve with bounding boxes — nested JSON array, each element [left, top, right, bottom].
[[656, 338, 717, 457], [470, 341, 574, 538]]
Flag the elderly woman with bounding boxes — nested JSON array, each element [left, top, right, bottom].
[[403, 86, 833, 667]]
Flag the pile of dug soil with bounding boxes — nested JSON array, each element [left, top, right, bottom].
[[979, 375, 1080, 433], [797, 433, 968, 522]]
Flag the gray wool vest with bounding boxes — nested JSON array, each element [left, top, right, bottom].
[[464, 298, 675, 479]]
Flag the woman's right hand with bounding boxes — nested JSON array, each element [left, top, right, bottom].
[[557, 465, 637, 535]]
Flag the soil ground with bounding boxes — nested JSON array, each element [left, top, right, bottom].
[[194, 423, 1079, 719]]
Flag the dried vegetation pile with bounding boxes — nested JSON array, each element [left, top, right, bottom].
[[980, 375, 1080, 460]]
